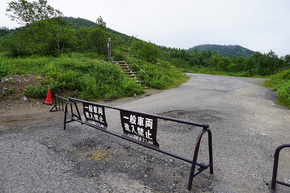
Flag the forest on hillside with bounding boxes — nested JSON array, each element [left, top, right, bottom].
[[188, 44, 254, 58], [0, 0, 289, 106]]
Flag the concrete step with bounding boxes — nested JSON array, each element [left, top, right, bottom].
[[115, 61, 147, 88], [119, 64, 130, 67], [127, 75, 138, 77], [122, 69, 134, 72]]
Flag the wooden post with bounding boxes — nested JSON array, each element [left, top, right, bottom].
[[108, 38, 111, 62]]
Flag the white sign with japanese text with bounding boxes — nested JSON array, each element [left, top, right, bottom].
[[83, 102, 107, 129], [120, 110, 159, 147]]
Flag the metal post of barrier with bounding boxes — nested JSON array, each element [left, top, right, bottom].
[[63, 98, 82, 130], [208, 128, 214, 174], [108, 38, 111, 62], [270, 144, 290, 193], [61, 97, 64, 110], [50, 95, 69, 112], [70, 102, 73, 117], [71, 99, 82, 121], [50, 96, 59, 112], [187, 127, 213, 191]]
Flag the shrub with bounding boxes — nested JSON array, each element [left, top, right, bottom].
[[0, 60, 14, 77], [127, 57, 188, 89], [112, 49, 125, 61], [2, 19, 75, 57], [270, 69, 290, 108], [130, 40, 161, 63], [74, 27, 108, 55]]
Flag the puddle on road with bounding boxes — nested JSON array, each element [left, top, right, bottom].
[[76, 149, 114, 161], [73, 139, 114, 161], [160, 109, 222, 123]]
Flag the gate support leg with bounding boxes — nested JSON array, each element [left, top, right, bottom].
[[187, 128, 213, 191], [270, 144, 290, 193]]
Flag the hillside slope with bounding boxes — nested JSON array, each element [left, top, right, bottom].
[[188, 44, 254, 58]]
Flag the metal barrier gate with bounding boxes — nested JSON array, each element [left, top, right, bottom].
[[50, 95, 67, 112], [270, 144, 290, 193], [51, 95, 214, 191]]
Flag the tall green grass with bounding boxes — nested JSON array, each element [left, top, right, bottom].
[[0, 53, 145, 100], [127, 57, 189, 89], [269, 69, 290, 108]]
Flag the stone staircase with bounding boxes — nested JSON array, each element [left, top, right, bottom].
[[115, 61, 143, 85]]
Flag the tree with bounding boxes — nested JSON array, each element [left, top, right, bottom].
[[96, 16, 106, 30], [218, 57, 231, 71], [227, 63, 238, 72], [283, 55, 290, 70], [6, 0, 63, 25], [253, 51, 283, 76], [74, 27, 108, 54], [265, 50, 279, 74], [0, 27, 14, 37], [131, 40, 161, 62], [2, 18, 74, 56], [236, 56, 245, 71]]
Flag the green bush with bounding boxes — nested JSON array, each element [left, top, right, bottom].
[[74, 27, 108, 55], [24, 81, 50, 98], [0, 59, 14, 77], [130, 40, 161, 63], [127, 57, 188, 89], [112, 49, 125, 61], [235, 71, 251, 77], [270, 69, 290, 108], [1, 19, 75, 57]]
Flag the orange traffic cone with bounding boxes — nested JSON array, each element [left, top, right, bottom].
[[44, 88, 53, 105]]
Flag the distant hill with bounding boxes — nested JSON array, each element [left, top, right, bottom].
[[0, 27, 16, 38], [188, 44, 255, 58]]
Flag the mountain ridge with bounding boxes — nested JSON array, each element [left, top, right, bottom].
[[63, 17, 256, 59], [187, 44, 255, 58]]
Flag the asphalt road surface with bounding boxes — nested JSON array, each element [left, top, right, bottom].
[[0, 74, 289, 193]]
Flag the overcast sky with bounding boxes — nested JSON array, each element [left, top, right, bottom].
[[1, 0, 290, 57]]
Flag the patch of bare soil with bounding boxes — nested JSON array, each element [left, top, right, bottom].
[[0, 74, 162, 126], [0, 74, 64, 126], [0, 74, 47, 113]]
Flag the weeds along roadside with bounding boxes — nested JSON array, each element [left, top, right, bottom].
[[263, 69, 290, 108], [0, 53, 187, 101]]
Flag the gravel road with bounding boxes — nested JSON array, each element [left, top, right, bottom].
[[0, 73, 289, 193]]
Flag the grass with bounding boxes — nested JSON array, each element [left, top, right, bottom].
[[263, 69, 290, 108], [126, 57, 189, 89], [0, 52, 188, 101], [262, 79, 275, 90], [1, 53, 145, 100]]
